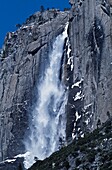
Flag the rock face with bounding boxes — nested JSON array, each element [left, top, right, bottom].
[[66, 0, 112, 142], [0, 9, 69, 163], [0, 0, 112, 169], [0, 157, 24, 170]]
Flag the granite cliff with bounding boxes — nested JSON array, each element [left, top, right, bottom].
[[0, 9, 69, 162], [66, 0, 112, 142], [0, 0, 112, 169]]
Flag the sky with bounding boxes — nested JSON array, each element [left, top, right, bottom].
[[0, 0, 70, 48]]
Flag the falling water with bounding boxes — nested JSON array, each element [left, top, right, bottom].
[[24, 23, 69, 169]]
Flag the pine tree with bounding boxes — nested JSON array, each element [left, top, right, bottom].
[[40, 5, 45, 13]]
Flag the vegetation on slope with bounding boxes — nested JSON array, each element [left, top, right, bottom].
[[28, 118, 112, 170]]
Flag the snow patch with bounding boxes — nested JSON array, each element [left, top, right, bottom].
[[85, 118, 90, 125], [71, 79, 83, 88], [103, 138, 108, 142], [71, 105, 75, 108], [1, 159, 16, 164], [67, 56, 74, 71], [84, 103, 92, 110], [73, 91, 84, 101], [14, 152, 30, 158], [52, 162, 55, 168], [66, 77, 70, 81], [72, 133, 76, 140], [66, 36, 74, 71], [85, 111, 89, 115], [76, 111, 81, 121], [5, 159, 16, 163], [21, 23, 35, 29], [67, 40, 71, 58], [81, 134, 84, 138], [97, 25, 101, 30]]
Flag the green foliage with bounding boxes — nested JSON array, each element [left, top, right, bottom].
[[29, 118, 112, 170], [75, 158, 81, 167], [104, 121, 111, 133], [79, 145, 87, 152], [87, 152, 96, 163], [63, 160, 70, 169]]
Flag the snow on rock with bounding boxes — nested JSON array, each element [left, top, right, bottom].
[[66, 37, 74, 71], [73, 91, 81, 101], [71, 78, 83, 88], [14, 152, 30, 158], [85, 118, 90, 125], [76, 111, 81, 121], [66, 39, 71, 58], [52, 162, 55, 168], [71, 104, 75, 109], [73, 91, 84, 101], [66, 77, 70, 81], [103, 138, 108, 142], [0, 158, 16, 164], [84, 103, 92, 110], [72, 111, 82, 140], [67, 56, 74, 71], [81, 134, 84, 138], [72, 132, 76, 140], [21, 23, 35, 29], [4, 159, 16, 163], [72, 122, 76, 140]]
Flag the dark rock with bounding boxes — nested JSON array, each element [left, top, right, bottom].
[[0, 157, 24, 170]]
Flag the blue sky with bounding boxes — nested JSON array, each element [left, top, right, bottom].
[[0, 0, 70, 47]]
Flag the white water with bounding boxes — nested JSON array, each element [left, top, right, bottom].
[[24, 23, 68, 169]]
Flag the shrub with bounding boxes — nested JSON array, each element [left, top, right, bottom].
[[87, 152, 95, 163], [63, 160, 70, 169], [75, 158, 81, 167]]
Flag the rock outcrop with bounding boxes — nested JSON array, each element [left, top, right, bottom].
[[0, 157, 24, 170]]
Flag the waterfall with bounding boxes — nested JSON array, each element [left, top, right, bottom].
[[24, 23, 69, 169]]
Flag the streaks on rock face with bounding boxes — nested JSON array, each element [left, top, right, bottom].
[[101, 0, 112, 19], [101, 0, 111, 16], [88, 18, 104, 56], [88, 17, 104, 83]]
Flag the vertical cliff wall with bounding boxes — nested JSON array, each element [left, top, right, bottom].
[[0, 10, 69, 162], [66, 0, 112, 141]]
